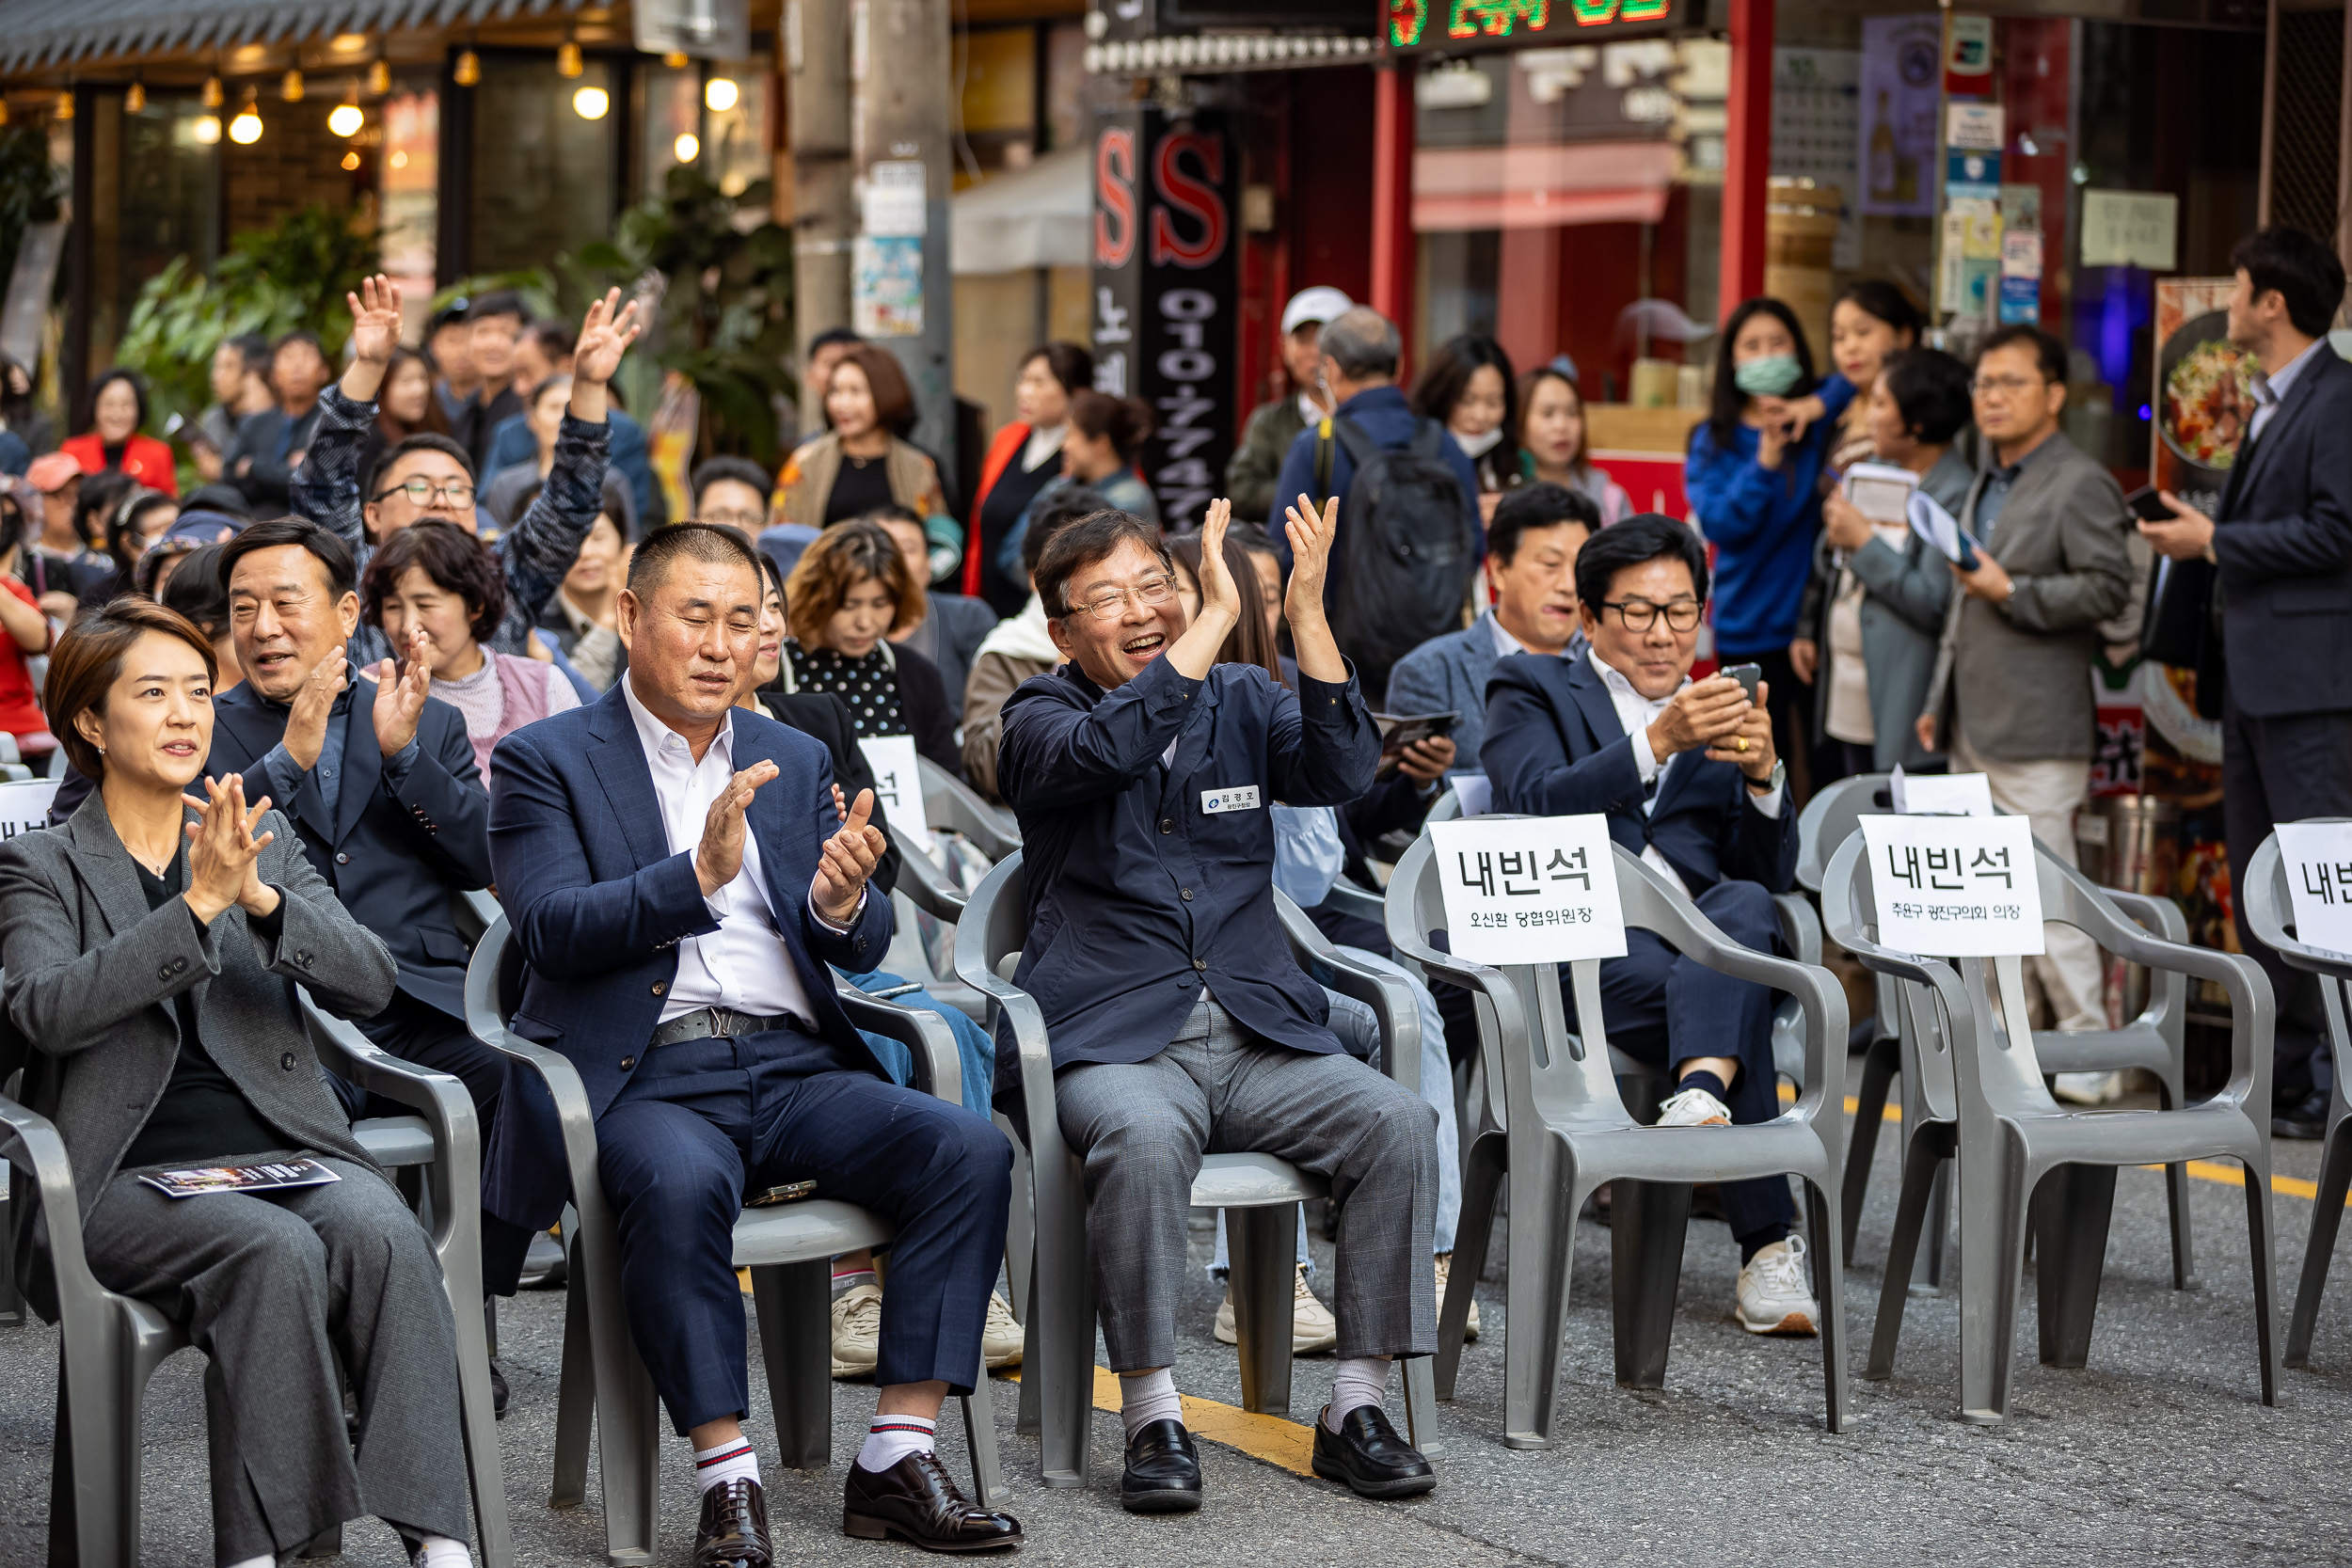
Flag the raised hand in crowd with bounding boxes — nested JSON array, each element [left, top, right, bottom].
[[1167, 497, 1240, 681], [1282, 491, 1348, 683], [373, 624, 435, 758], [280, 644, 351, 771], [813, 786, 888, 925], [565, 287, 644, 426], [695, 759, 779, 897], [180, 771, 279, 924], [337, 274, 405, 404]]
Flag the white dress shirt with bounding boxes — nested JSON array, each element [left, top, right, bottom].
[[1586, 648, 1782, 898], [625, 679, 834, 1025]]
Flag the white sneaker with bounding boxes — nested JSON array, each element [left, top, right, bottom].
[[831, 1281, 883, 1378], [2052, 1070, 2126, 1106], [982, 1291, 1024, 1370], [1656, 1086, 1733, 1127], [1213, 1263, 1340, 1354], [1734, 1236, 1820, 1337], [1434, 1251, 1480, 1341]]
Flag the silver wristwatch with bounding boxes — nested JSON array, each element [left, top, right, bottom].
[[1746, 758, 1787, 796]]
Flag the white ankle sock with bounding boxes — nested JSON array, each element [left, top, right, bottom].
[[832, 1266, 879, 1297], [1119, 1368, 1183, 1441], [227, 1557, 274, 1568], [1324, 1355, 1392, 1432], [693, 1436, 761, 1494], [855, 1411, 937, 1473], [413, 1537, 472, 1568]]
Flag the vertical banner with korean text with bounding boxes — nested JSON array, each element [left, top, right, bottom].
[[1090, 105, 1240, 531]]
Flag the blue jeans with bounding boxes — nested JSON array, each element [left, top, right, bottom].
[[842, 968, 995, 1118], [1209, 952, 1461, 1275]]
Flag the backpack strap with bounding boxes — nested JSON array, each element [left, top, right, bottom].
[[1312, 417, 1335, 502], [1408, 418, 1447, 459], [1327, 414, 1380, 468]]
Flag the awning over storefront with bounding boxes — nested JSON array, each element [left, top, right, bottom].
[[1413, 140, 1679, 232], [0, 0, 575, 72], [950, 146, 1090, 276]]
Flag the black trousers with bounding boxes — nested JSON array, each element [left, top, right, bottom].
[[2223, 690, 2352, 1102]]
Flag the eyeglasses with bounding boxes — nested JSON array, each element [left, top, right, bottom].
[[373, 477, 476, 507], [1970, 373, 2052, 396], [697, 507, 765, 531], [1597, 597, 1703, 632], [1064, 575, 1176, 623]]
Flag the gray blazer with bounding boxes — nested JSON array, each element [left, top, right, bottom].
[[0, 794, 399, 1230], [1921, 431, 2132, 762], [1385, 610, 1585, 783], [1807, 447, 1971, 771]]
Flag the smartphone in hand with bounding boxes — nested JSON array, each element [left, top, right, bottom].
[[1723, 662, 1763, 705], [2123, 484, 2177, 522]]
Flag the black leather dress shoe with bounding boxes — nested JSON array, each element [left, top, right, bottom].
[[843, 1450, 1023, 1551], [2274, 1091, 2331, 1141], [1310, 1404, 1436, 1499], [489, 1359, 510, 1419], [695, 1477, 772, 1568], [1120, 1419, 1202, 1513]]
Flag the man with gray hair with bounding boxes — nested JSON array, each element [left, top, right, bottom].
[[1271, 307, 1483, 698]]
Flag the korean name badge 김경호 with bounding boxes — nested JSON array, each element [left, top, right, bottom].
[[1430, 816, 1629, 966], [1859, 814, 2044, 958], [2275, 821, 2352, 959]]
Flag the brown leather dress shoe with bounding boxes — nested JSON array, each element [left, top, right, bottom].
[[694, 1477, 772, 1568], [842, 1449, 1024, 1552]]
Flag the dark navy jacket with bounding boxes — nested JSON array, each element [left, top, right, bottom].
[[1270, 384, 1485, 592], [482, 681, 894, 1230], [207, 675, 492, 1022], [1482, 651, 1797, 896], [995, 653, 1379, 1077]]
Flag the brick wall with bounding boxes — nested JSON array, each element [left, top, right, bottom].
[[222, 94, 373, 240]]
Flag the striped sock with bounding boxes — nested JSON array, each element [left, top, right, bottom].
[[692, 1437, 759, 1494], [855, 1412, 937, 1473]]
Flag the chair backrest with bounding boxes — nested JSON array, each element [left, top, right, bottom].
[[1425, 787, 1461, 823], [1794, 772, 1892, 894], [920, 756, 1022, 862], [961, 849, 1029, 980], [889, 823, 973, 922], [2245, 826, 2352, 1091]]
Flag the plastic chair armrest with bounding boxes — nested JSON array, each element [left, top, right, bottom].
[[889, 825, 971, 922], [1774, 892, 1823, 967], [836, 983, 963, 1109], [1277, 892, 1421, 1099], [0, 1091, 96, 1319], [1319, 879, 1388, 927]]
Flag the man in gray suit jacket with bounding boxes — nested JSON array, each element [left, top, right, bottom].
[[1384, 483, 1598, 784], [1921, 325, 2133, 1054]]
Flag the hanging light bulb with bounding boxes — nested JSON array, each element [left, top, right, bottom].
[[367, 57, 391, 95], [280, 69, 304, 103], [453, 49, 481, 87], [556, 39, 583, 77], [571, 84, 610, 119], [229, 90, 263, 143], [328, 82, 364, 137], [704, 75, 739, 112], [55, 90, 73, 122], [125, 79, 147, 113], [0, 100, 10, 128], [201, 74, 224, 107], [674, 131, 700, 163], [192, 113, 221, 144], [663, 51, 689, 69], [341, 150, 361, 170]]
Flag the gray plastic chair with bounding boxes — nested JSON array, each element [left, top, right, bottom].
[[919, 756, 1022, 862], [464, 914, 1000, 1567], [11, 991, 512, 1568], [1822, 832, 2278, 1421], [1800, 775, 2196, 1290], [1385, 830, 1852, 1445], [953, 849, 1438, 1489], [2241, 827, 2352, 1368]]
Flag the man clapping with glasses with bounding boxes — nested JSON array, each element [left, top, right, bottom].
[[292, 274, 641, 668], [995, 496, 1441, 1514]]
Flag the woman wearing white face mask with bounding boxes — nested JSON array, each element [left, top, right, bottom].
[[1409, 335, 1518, 526]]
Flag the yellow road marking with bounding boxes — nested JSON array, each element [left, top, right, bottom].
[[1002, 1367, 1319, 1479]]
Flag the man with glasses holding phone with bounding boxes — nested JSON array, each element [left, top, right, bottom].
[[293, 274, 640, 667], [1484, 513, 1820, 1338], [1916, 325, 2132, 1087], [997, 497, 1441, 1513]]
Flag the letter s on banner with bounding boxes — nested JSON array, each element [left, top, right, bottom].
[[1149, 131, 1228, 268], [1096, 127, 1136, 269]]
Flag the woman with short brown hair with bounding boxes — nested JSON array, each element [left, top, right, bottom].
[[775, 343, 950, 534], [778, 520, 961, 773]]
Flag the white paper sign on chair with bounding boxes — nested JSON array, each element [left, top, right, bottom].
[[856, 734, 932, 850], [1859, 813, 2044, 957], [1429, 815, 1628, 965], [2276, 821, 2352, 958], [0, 778, 58, 841]]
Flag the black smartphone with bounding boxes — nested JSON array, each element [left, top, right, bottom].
[[1372, 711, 1459, 779], [1722, 662, 1763, 705], [2123, 484, 2177, 522]]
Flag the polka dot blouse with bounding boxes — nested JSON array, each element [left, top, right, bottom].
[[785, 640, 908, 738]]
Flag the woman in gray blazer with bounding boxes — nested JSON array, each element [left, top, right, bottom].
[[1789, 348, 1976, 775], [0, 599, 476, 1568]]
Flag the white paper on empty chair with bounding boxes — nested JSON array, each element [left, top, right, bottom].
[[2276, 821, 2352, 959], [856, 734, 932, 850], [1889, 766, 1995, 816], [1859, 813, 2044, 957], [0, 778, 59, 842], [1430, 815, 1628, 966], [1450, 774, 1493, 817]]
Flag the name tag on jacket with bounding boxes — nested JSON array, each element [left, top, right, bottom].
[[1200, 784, 1262, 815]]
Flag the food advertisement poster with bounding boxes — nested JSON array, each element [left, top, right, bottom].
[[2151, 277, 2250, 518]]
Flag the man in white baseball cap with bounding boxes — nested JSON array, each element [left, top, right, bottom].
[[1225, 285, 1354, 524]]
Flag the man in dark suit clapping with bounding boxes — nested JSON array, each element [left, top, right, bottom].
[[2140, 225, 2352, 1139], [1483, 514, 1819, 1338]]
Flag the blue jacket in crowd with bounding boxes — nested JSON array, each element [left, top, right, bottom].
[[1682, 374, 1853, 657], [1270, 384, 1483, 591], [486, 405, 656, 529]]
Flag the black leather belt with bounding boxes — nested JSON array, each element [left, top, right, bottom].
[[650, 1006, 803, 1049]]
